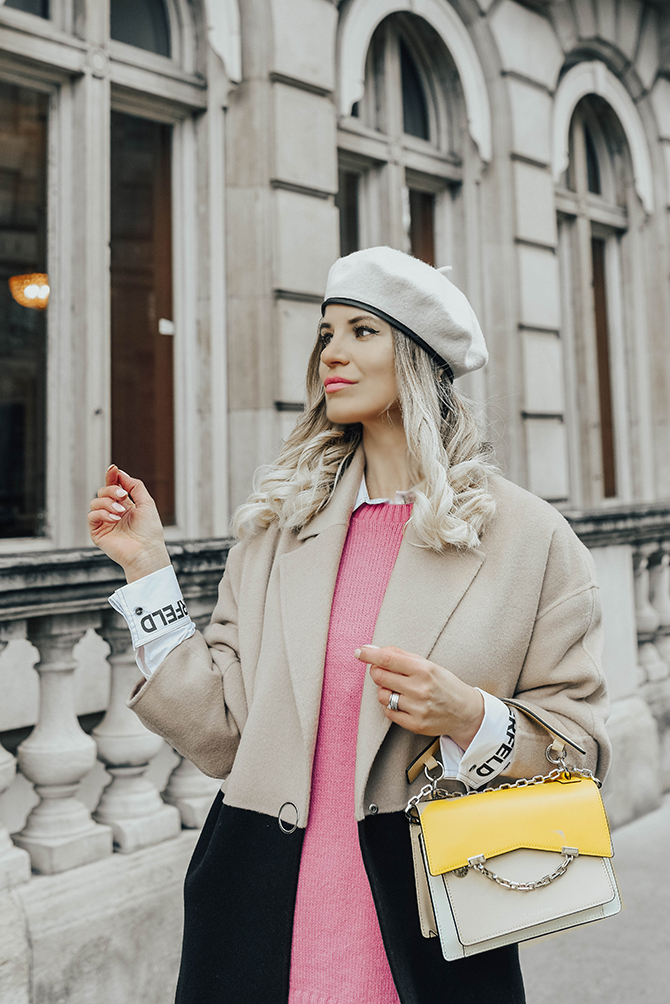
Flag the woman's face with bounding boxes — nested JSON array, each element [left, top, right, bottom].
[[318, 303, 400, 426]]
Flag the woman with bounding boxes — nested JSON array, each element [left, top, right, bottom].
[[89, 247, 609, 1004]]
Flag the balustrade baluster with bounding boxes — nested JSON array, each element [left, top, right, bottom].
[[92, 609, 181, 852], [649, 542, 670, 676], [634, 544, 669, 684], [0, 628, 31, 889], [13, 614, 112, 874], [163, 755, 220, 828]]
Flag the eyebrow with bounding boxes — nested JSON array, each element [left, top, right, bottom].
[[318, 314, 380, 332]]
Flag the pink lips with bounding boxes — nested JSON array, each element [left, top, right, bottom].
[[324, 377, 355, 393]]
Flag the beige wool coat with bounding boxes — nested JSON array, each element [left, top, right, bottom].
[[128, 446, 609, 827]]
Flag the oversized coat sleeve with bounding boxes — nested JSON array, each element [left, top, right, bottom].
[[126, 538, 250, 779], [504, 518, 611, 782]]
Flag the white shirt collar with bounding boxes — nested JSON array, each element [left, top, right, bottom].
[[353, 474, 414, 511]]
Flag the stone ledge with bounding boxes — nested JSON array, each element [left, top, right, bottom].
[[1, 829, 199, 1004], [0, 539, 234, 621]]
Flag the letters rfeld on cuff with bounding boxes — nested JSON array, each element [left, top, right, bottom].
[[439, 689, 516, 789], [108, 564, 196, 651]]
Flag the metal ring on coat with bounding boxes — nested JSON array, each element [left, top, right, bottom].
[[277, 801, 299, 834], [387, 692, 400, 712]]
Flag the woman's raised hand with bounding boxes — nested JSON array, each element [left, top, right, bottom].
[[88, 465, 171, 582]]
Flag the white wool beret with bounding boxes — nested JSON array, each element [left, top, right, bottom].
[[322, 246, 488, 380]]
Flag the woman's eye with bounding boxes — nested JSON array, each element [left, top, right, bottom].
[[319, 331, 332, 346], [354, 325, 379, 338]]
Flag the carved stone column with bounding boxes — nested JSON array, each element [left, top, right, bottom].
[[162, 755, 220, 828], [0, 628, 31, 889], [13, 614, 112, 874], [92, 609, 181, 852], [634, 545, 669, 684]]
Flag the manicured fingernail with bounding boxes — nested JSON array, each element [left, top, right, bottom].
[[107, 464, 115, 471], [108, 513, 121, 521], [115, 487, 127, 498], [112, 502, 125, 513], [354, 649, 361, 659]]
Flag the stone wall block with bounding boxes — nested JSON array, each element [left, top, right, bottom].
[[273, 189, 339, 294], [506, 80, 552, 162], [617, 0, 643, 61], [602, 694, 661, 828], [524, 417, 569, 500], [513, 162, 557, 246], [13, 615, 112, 875], [597, 0, 617, 44], [522, 331, 564, 414], [277, 298, 320, 403], [517, 245, 561, 329], [641, 678, 670, 791], [270, 0, 337, 90], [489, 0, 563, 89], [635, 8, 659, 92], [574, 0, 597, 41], [92, 611, 181, 854], [273, 84, 337, 193]]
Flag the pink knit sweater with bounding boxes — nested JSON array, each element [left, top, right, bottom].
[[289, 502, 413, 1004]]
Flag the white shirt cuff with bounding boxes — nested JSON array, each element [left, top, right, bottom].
[[108, 565, 196, 678], [439, 690, 516, 789]]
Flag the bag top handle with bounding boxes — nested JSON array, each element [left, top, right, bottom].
[[405, 699, 587, 785]]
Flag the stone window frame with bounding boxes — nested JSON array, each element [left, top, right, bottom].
[[336, 12, 466, 277], [555, 79, 654, 509], [0, 0, 226, 552]]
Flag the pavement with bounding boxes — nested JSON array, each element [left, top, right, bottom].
[[520, 794, 670, 1003]]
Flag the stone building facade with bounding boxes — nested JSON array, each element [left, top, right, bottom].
[[1, 1, 670, 1000]]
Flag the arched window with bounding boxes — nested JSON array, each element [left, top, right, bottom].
[[336, 13, 464, 269], [557, 95, 633, 503], [110, 0, 171, 58]]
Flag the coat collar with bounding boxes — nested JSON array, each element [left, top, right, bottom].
[[278, 444, 486, 813]]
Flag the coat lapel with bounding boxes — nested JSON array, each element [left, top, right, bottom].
[[279, 447, 365, 756], [354, 524, 486, 805]]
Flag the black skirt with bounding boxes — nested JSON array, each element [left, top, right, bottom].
[[175, 792, 526, 1004]]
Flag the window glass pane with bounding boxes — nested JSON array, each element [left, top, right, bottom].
[[591, 237, 616, 498], [0, 83, 48, 538], [409, 189, 435, 266], [3, 0, 49, 17], [400, 40, 429, 140], [584, 125, 601, 195], [110, 0, 171, 58], [111, 112, 175, 525], [335, 170, 359, 257]]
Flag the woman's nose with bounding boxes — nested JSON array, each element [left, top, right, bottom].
[[321, 333, 349, 367]]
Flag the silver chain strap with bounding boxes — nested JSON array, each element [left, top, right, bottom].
[[468, 851, 576, 890]]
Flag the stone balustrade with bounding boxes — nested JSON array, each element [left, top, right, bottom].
[[2, 511, 670, 887], [0, 540, 231, 886]]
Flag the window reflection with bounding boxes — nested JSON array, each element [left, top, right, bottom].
[[110, 0, 171, 58], [0, 82, 48, 538], [110, 112, 175, 525], [3, 0, 49, 17]]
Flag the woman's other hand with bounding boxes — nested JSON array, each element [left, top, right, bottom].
[[88, 465, 170, 582], [355, 644, 485, 749]]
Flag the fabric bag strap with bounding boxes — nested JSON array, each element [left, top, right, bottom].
[[405, 700, 587, 784]]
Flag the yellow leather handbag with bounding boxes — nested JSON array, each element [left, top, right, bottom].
[[405, 701, 621, 961]]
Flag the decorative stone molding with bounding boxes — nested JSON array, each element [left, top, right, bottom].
[[92, 611, 181, 853], [204, 0, 242, 82], [337, 0, 492, 163], [551, 60, 654, 214]]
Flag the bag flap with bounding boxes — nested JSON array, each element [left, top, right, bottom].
[[419, 776, 612, 876]]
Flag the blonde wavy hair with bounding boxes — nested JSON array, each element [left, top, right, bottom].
[[233, 328, 497, 551]]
